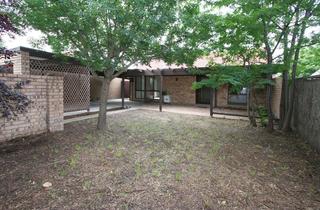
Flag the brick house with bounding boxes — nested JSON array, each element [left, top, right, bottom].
[[6, 47, 281, 118], [121, 57, 280, 116]]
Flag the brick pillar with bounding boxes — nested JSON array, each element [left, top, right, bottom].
[[13, 51, 30, 75], [46, 76, 64, 132]]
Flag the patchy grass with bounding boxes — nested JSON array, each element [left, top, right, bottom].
[[0, 110, 320, 209]]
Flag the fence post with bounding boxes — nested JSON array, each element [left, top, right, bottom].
[[159, 73, 163, 112], [210, 88, 213, 117]]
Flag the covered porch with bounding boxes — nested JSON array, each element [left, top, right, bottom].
[[119, 68, 249, 117]]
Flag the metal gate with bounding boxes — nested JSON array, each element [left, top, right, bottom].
[[30, 59, 90, 112]]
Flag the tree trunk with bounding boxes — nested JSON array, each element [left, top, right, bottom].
[[261, 18, 274, 132], [266, 74, 274, 132], [247, 87, 252, 121], [280, 70, 289, 128], [279, 27, 290, 129], [282, 9, 310, 132], [97, 78, 110, 130], [248, 87, 257, 127]]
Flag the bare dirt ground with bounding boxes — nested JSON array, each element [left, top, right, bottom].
[[0, 110, 320, 209]]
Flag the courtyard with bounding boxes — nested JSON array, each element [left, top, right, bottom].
[[0, 110, 320, 209]]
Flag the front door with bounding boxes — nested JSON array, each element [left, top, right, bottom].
[[196, 76, 211, 104]]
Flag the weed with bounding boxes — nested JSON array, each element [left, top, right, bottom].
[[210, 142, 221, 155], [135, 162, 143, 178], [107, 144, 113, 150], [175, 171, 182, 181], [115, 150, 124, 158], [82, 180, 91, 190], [69, 155, 78, 168], [184, 152, 193, 162], [84, 133, 94, 141], [58, 168, 67, 177], [75, 144, 81, 151], [248, 167, 257, 177], [152, 169, 161, 177]]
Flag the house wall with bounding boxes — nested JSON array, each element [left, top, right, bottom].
[[216, 84, 267, 110], [163, 76, 196, 105], [109, 78, 122, 99], [90, 77, 124, 101], [0, 73, 64, 143]]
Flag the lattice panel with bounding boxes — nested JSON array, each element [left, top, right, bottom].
[[30, 59, 90, 112]]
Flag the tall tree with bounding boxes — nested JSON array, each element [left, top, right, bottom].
[[206, 0, 320, 131], [298, 44, 320, 77], [281, 0, 320, 131], [205, 0, 289, 131], [18, 0, 204, 130], [201, 8, 265, 126]]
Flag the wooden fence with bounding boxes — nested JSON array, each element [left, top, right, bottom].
[[293, 76, 320, 151]]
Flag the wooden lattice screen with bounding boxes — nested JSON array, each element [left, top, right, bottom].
[[30, 59, 90, 112]]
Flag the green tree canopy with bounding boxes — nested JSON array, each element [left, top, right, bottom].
[[298, 44, 320, 77], [16, 0, 209, 129]]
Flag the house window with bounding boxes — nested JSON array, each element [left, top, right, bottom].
[[135, 76, 160, 100], [228, 86, 247, 105], [135, 76, 145, 99]]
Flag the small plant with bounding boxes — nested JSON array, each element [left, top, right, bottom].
[[0, 80, 32, 119], [69, 155, 78, 168], [152, 169, 161, 177], [84, 133, 94, 141], [58, 168, 67, 177], [107, 144, 113, 150], [82, 180, 92, 190], [75, 144, 82, 151], [134, 162, 143, 178], [257, 106, 268, 127], [248, 167, 257, 177], [114, 150, 124, 158], [209, 142, 221, 155], [175, 171, 182, 181]]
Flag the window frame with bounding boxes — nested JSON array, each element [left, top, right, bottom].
[[227, 85, 248, 105], [135, 76, 160, 100]]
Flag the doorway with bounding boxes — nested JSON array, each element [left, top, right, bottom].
[[196, 76, 211, 104]]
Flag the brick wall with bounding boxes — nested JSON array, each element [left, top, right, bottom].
[[216, 85, 247, 109], [163, 76, 196, 105], [0, 74, 64, 142], [216, 84, 266, 109]]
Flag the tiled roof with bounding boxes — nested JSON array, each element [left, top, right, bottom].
[[128, 55, 224, 70]]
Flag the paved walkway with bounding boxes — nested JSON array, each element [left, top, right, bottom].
[[64, 99, 248, 124], [64, 99, 139, 117]]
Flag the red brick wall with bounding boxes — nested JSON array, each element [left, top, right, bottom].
[[216, 84, 266, 109], [163, 76, 196, 105]]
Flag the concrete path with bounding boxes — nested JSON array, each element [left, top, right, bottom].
[[64, 101, 248, 124], [64, 99, 137, 117]]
